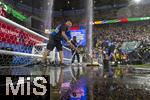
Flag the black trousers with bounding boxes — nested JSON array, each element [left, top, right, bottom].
[[71, 51, 80, 63], [103, 59, 109, 72]]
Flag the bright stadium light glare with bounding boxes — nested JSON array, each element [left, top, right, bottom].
[[133, 0, 141, 4]]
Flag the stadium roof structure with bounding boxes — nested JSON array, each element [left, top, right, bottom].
[[7, 0, 129, 11], [54, 0, 128, 10]]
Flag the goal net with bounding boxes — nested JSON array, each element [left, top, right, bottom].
[[0, 16, 72, 66]]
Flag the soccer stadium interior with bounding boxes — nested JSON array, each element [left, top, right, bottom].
[[0, 0, 150, 100]]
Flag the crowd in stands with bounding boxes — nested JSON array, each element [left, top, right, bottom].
[[93, 20, 150, 48], [94, 3, 150, 20], [91, 20, 150, 65]]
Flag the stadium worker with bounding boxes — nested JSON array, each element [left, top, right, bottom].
[[43, 21, 77, 66], [71, 36, 80, 64]]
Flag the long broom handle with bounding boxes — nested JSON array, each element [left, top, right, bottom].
[[70, 40, 81, 63]]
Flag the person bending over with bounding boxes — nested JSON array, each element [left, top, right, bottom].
[[43, 21, 76, 65]]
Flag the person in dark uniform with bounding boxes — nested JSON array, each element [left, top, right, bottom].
[[71, 36, 80, 64], [43, 21, 76, 65]]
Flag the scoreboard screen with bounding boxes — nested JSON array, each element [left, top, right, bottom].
[[70, 29, 86, 47]]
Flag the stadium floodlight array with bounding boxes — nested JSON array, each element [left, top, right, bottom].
[[0, 16, 72, 66]]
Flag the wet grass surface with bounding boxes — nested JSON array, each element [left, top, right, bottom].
[[92, 78, 150, 100], [1, 64, 150, 100]]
